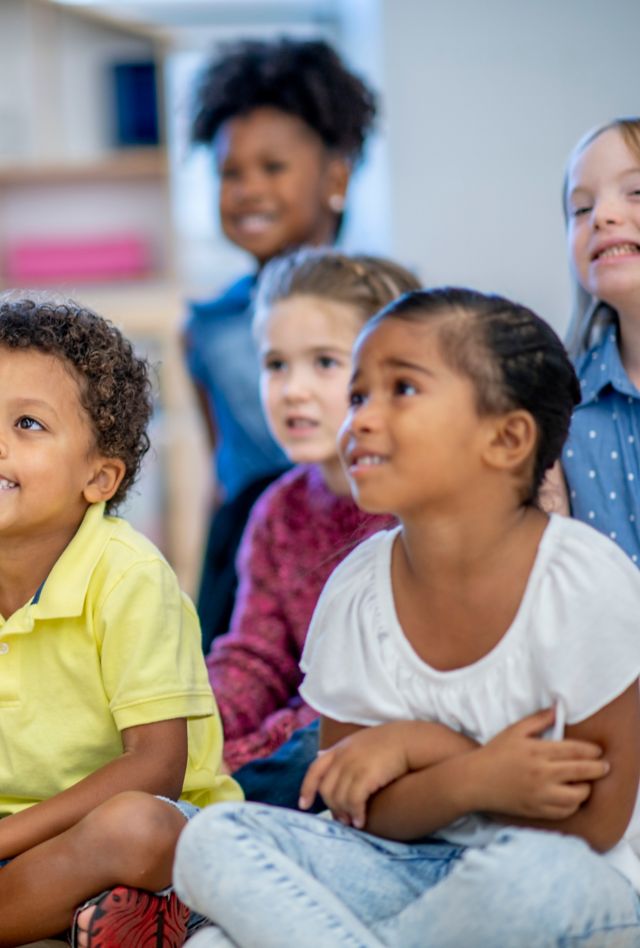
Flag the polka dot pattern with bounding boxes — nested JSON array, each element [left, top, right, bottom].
[[562, 325, 640, 567]]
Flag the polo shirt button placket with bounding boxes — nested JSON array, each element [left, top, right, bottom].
[[0, 642, 9, 654]]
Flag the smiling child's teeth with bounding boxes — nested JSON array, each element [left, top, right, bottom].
[[358, 455, 383, 466], [0, 478, 17, 490], [288, 418, 314, 428], [598, 243, 639, 259]]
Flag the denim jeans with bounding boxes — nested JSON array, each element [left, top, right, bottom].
[[233, 720, 323, 812], [175, 802, 640, 947]]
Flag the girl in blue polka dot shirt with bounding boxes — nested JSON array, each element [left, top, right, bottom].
[[558, 117, 640, 565]]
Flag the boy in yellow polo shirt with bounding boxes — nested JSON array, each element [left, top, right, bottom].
[[0, 296, 241, 946]]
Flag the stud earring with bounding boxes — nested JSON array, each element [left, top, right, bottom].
[[328, 193, 345, 213]]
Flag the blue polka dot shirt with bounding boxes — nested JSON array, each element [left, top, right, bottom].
[[563, 323, 640, 566]]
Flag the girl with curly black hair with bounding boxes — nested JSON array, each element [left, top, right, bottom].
[[184, 37, 378, 650]]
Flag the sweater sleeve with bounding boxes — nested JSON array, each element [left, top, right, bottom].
[[205, 483, 306, 751], [223, 702, 319, 772]]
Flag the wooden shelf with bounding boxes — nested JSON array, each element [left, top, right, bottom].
[[0, 148, 168, 186]]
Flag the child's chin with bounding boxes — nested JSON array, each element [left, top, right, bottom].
[[351, 489, 391, 516]]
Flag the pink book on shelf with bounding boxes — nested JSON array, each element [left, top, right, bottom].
[[4, 234, 151, 283]]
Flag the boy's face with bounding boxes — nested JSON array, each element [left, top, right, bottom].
[[214, 107, 348, 264], [0, 347, 107, 545]]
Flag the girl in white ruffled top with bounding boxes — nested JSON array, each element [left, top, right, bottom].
[[175, 287, 640, 948]]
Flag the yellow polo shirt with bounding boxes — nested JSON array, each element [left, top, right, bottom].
[[0, 502, 241, 815]]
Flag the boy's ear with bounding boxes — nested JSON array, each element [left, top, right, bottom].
[[482, 410, 537, 472], [83, 457, 127, 505]]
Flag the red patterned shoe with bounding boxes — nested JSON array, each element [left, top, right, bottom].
[[71, 885, 190, 948]]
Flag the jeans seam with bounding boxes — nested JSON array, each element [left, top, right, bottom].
[[230, 829, 378, 948]]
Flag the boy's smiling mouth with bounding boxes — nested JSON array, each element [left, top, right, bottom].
[[0, 477, 17, 490]]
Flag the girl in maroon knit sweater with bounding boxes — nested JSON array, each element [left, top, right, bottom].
[[205, 248, 420, 788]]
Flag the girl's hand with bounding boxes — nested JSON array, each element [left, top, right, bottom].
[[299, 724, 412, 828], [471, 708, 609, 820]]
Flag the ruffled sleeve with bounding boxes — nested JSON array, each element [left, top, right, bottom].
[[300, 527, 405, 725], [532, 517, 640, 726]]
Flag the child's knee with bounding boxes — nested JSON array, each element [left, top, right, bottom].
[[76, 791, 186, 878]]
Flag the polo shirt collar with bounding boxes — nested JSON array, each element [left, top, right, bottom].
[[578, 323, 639, 406], [3, 502, 114, 633]]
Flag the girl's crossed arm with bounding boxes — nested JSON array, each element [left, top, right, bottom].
[[300, 716, 478, 827], [302, 686, 635, 853], [368, 687, 634, 851]]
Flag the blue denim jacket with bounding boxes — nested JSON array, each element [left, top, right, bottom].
[[184, 275, 289, 501]]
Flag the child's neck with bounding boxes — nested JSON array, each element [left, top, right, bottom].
[[400, 499, 543, 581], [0, 516, 87, 619], [617, 306, 640, 389], [392, 499, 548, 671]]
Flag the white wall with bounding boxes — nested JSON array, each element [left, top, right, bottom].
[[93, 0, 640, 334], [364, 0, 640, 333]]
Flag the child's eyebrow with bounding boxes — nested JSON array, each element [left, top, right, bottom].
[[349, 358, 435, 386], [570, 166, 640, 198], [384, 357, 435, 377], [12, 397, 59, 418], [307, 344, 352, 356]]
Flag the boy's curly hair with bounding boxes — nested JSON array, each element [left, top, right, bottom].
[[0, 296, 152, 511], [191, 37, 377, 163]]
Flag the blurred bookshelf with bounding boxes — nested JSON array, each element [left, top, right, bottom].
[[0, 148, 168, 185], [0, 0, 207, 593]]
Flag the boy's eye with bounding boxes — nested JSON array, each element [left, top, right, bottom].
[[572, 205, 592, 217], [16, 416, 44, 431], [348, 390, 366, 407]]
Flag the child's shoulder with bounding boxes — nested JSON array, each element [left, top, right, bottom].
[[186, 274, 256, 323], [573, 322, 623, 396], [316, 523, 399, 600], [84, 508, 175, 589], [543, 513, 640, 596], [247, 464, 323, 525], [102, 512, 168, 560]]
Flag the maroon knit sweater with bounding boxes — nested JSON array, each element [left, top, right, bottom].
[[206, 464, 394, 771]]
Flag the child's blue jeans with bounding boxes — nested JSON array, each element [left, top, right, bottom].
[[174, 802, 640, 947]]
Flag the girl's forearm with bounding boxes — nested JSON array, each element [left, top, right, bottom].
[[391, 721, 477, 770], [364, 752, 478, 840], [366, 748, 628, 853], [500, 787, 630, 854]]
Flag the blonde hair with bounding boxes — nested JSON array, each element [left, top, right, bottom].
[[563, 117, 640, 358], [253, 246, 421, 338]]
